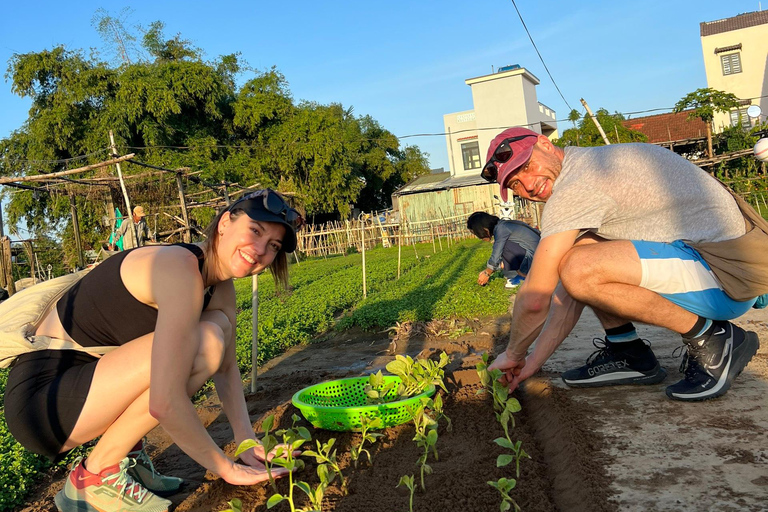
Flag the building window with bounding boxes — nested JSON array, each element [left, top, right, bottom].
[[461, 142, 481, 170], [730, 108, 750, 128], [721, 53, 742, 75]]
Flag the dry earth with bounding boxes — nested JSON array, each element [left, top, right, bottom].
[[17, 301, 768, 512]]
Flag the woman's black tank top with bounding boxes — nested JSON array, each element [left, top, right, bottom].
[[55, 243, 215, 348]]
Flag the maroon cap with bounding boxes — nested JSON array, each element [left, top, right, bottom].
[[486, 127, 540, 201]]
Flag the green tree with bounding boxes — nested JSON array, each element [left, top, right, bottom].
[[673, 87, 741, 159], [554, 109, 647, 148]]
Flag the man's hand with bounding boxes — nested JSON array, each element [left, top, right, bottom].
[[487, 351, 526, 390], [477, 270, 491, 286]]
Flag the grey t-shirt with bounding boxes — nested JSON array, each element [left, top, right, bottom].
[[540, 144, 745, 243]]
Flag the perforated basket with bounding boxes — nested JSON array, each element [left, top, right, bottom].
[[291, 376, 435, 432]]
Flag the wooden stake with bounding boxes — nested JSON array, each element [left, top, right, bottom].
[[176, 173, 192, 243], [2, 237, 15, 296], [397, 223, 402, 279], [431, 222, 436, 253], [69, 191, 85, 268], [251, 274, 259, 392], [108, 132, 137, 245], [361, 217, 367, 298]]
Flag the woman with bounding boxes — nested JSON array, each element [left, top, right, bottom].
[[3, 189, 301, 512], [466, 212, 540, 290]]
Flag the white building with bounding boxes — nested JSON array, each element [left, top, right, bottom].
[[443, 65, 558, 177]]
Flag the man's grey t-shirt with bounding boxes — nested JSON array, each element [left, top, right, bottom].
[[540, 144, 745, 243]]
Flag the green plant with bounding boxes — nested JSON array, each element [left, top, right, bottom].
[[302, 438, 346, 495], [385, 352, 450, 398], [222, 498, 243, 512], [349, 415, 384, 468], [364, 370, 398, 404], [407, 398, 439, 491], [235, 414, 279, 492], [264, 414, 312, 512], [397, 475, 416, 512], [487, 477, 520, 512], [476, 353, 522, 442], [494, 438, 530, 479], [304, 463, 334, 512]]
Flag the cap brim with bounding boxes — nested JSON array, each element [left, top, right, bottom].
[[496, 145, 535, 202], [239, 208, 298, 253]]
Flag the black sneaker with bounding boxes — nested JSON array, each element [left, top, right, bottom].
[[666, 322, 759, 401], [561, 338, 667, 388]]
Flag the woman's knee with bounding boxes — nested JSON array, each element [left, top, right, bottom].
[[195, 321, 228, 374]]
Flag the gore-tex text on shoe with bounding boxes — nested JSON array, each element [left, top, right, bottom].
[[588, 359, 629, 376]]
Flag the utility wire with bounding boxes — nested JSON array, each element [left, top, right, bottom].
[[509, 0, 573, 112]]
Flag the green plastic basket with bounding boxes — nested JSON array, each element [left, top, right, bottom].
[[292, 376, 435, 432]]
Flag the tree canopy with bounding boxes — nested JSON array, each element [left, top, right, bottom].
[[553, 108, 647, 147], [0, 20, 429, 268]]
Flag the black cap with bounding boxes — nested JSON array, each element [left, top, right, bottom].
[[230, 198, 298, 253]]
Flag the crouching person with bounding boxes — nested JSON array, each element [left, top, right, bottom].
[[3, 189, 302, 511]]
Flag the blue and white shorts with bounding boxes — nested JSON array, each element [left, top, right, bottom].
[[632, 240, 756, 320]]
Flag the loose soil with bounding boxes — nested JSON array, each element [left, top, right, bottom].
[[17, 304, 768, 512]]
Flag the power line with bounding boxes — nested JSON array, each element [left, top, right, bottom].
[[509, 0, 573, 112]]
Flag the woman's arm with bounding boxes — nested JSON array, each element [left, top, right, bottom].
[[139, 248, 273, 484]]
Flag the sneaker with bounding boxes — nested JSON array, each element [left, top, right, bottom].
[[128, 441, 183, 497], [666, 322, 759, 401], [54, 457, 171, 512], [561, 338, 667, 387], [505, 275, 524, 290]]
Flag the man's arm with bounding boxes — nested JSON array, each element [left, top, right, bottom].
[[488, 229, 580, 377]]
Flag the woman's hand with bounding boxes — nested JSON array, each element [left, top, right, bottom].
[[477, 271, 490, 286], [239, 443, 300, 466], [221, 460, 289, 486]]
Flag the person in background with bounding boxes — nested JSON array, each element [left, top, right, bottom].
[[115, 206, 154, 250], [467, 212, 540, 290]]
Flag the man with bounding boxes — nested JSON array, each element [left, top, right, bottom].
[[115, 205, 153, 250], [485, 127, 761, 401]]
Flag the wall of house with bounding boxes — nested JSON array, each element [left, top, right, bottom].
[[443, 110, 479, 178], [701, 21, 768, 131], [396, 184, 497, 225]]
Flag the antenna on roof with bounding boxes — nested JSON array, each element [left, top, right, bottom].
[[492, 65, 495, 73]]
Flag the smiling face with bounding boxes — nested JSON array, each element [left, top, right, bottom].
[[502, 138, 564, 202], [215, 211, 287, 279]]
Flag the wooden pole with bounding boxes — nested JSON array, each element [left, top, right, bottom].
[[361, 217, 367, 298], [580, 99, 611, 145], [176, 173, 192, 243], [251, 274, 259, 392], [2, 237, 16, 295], [397, 222, 403, 279], [0, 237, 7, 289], [0, 153, 136, 185], [409, 221, 419, 259], [431, 222, 436, 254], [108, 131, 138, 247], [69, 191, 85, 268]]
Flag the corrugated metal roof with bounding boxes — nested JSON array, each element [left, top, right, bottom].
[[700, 10, 768, 36], [393, 172, 488, 196]]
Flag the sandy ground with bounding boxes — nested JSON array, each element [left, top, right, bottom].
[[541, 306, 768, 512], [17, 303, 768, 512]]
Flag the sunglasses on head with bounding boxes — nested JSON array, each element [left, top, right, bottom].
[[229, 189, 305, 229], [480, 134, 538, 183]]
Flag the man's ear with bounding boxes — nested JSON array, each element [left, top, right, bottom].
[[537, 135, 555, 152]]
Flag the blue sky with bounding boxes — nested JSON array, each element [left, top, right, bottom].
[[0, 0, 762, 174]]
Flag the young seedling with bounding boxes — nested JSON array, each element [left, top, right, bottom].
[[487, 477, 520, 512], [350, 415, 384, 468], [476, 353, 522, 442], [266, 414, 312, 512], [364, 370, 397, 404], [494, 438, 531, 479], [302, 438, 346, 495], [301, 463, 335, 512], [235, 413, 279, 492], [386, 352, 450, 398], [222, 498, 243, 512], [407, 398, 439, 491], [397, 475, 416, 512]]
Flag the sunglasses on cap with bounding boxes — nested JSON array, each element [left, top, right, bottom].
[[228, 189, 305, 229], [480, 134, 539, 183]]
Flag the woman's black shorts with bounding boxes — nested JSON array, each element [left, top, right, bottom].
[[4, 349, 98, 462]]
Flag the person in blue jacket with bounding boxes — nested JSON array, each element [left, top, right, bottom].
[[467, 212, 540, 290]]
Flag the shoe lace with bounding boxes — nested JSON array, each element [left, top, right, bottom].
[[585, 338, 613, 364], [102, 459, 149, 503], [673, 344, 705, 381], [133, 445, 159, 479]]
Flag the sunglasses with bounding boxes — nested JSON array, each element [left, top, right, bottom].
[[229, 189, 305, 229], [480, 134, 538, 183]]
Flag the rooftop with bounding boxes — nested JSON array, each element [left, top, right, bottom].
[[700, 10, 768, 37], [621, 110, 708, 144]]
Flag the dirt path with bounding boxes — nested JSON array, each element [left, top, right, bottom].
[[17, 306, 768, 512]]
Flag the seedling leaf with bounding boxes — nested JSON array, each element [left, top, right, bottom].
[[266, 494, 285, 508]]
